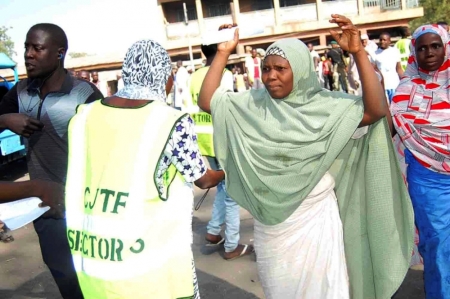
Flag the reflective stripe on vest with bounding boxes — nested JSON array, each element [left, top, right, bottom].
[[189, 68, 229, 158], [190, 111, 214, 157]]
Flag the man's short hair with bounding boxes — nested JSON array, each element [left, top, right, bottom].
[[28, 23, 68, 50], [399, 26, 410, 38], [380, 32, 391, 38], [437, 21, 448, 26], [201, 44, 218, 59]]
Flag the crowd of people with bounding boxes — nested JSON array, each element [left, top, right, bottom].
[[68, 69, 113, 98], [0, 13, 449, 299], [167, 45, 270, 112]]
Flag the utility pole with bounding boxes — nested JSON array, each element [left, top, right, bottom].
[[183, 3, 195, 70], [230, 2, 244, 55]]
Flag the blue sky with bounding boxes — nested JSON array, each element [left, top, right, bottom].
[[2, 0, 164, 63]]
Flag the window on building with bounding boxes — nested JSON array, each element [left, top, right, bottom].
[[175, 5, 198, 22], [280, 0, 302, 7], [207, 3, 231, 17], [252, 0, 274, 10]]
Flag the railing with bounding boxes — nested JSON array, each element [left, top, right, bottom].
[[280, 3, 317, 23], [363, 0, 380, 8], [364, 0, 419, 9], [323, 0, 358, 18], [166, 20, 200, 39], [165, 0, 420, 40], [381, 0, 401, 10]]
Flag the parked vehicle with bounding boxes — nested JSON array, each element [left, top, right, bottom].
[[0, 53, 26, 165]]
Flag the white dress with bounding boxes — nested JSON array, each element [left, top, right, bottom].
[[254, 172, 349, 299]]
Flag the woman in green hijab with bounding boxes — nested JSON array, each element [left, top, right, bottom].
[[199, 15, 414, 299]]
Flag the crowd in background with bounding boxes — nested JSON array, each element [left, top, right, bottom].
[[165, 23, 448, 112]]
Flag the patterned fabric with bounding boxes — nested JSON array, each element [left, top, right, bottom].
[[156, 115, 206, 192], [392, 135, 424, 267], [192, 260, 200, 299], [391, 24, 450, 173], [265, 46, 287, 60], [115, 40, 172, 102]]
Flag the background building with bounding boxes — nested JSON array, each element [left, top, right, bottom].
[[0, 0, 423, 85], [160, 0, 423, 60]]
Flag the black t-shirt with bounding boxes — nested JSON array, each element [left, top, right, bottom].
[[327, 48, 345, 67], [0, 73, 104, 183]]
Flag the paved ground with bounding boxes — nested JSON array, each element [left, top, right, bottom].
[[0, 159, 425, 299]]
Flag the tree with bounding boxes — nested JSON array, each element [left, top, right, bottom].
[[409, 0, 450, 30], [0, 26, 15, 57], [68, 52, 88, 59]]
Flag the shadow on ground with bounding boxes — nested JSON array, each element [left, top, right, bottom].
[[0, 268, 260, 299], [1, 270, 61, 299]]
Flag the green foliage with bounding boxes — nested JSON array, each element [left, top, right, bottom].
[[409, 0, 450, 30], [0, 26, 15, 57]]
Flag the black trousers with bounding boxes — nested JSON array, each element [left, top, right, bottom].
[[337, 66, 349, 93], [323, 74, 333, 91], [34, 217, 84, 299]]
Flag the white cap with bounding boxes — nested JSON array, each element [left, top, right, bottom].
[[361, 34, 369, 40]]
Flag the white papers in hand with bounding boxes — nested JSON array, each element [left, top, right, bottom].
[[202, 27, 239, 46], [202, 25, 265, 46], [0, 197, 50, 230]]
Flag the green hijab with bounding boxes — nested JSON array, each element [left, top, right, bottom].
[[212, 38, 365, 225], [210, 38, 414, 298]]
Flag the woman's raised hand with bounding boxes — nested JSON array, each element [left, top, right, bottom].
[[217, 24, 239, 55], [329, 15, 363, 54]]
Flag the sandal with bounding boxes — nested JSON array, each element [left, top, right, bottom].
[[224, 244, 254, 261], [205, 236, 225, 247]]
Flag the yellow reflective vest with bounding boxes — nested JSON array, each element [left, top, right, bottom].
[[189, 67, 230, 157], [395, 38, 412, 71], [65, 100, 196, 299]]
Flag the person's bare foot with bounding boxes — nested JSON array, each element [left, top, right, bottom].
[[224, 244, 254, 261]]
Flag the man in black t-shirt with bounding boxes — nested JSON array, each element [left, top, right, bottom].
[[327, 41, 349, 93], [0, 23, 103, 299]]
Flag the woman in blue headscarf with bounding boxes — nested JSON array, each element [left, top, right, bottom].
[[391, 24, 450, 299]]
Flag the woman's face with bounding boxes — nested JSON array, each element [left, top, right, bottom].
[[262, 55, 294, 99], [415, 33, 446, 72]]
